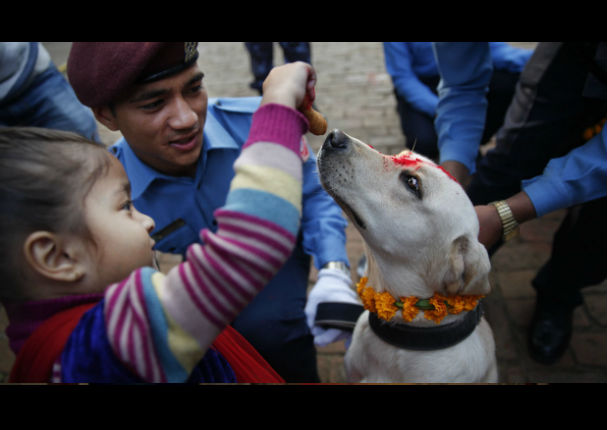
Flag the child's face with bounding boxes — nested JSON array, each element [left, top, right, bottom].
[[108, 65, 208, 177], [83, 156, 156, 290]]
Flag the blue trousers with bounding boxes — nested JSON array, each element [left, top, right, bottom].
[[0, 64, 100, 142]]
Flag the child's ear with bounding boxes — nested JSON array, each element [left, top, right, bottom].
[[23, 231, 86, 282], [92, 106, 119, 132]]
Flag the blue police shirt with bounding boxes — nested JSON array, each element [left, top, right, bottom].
[[109, 96, 349, 268]]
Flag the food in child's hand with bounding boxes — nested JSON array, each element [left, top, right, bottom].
[[303, 106, 328, 135], [300, 91, 327, 135]]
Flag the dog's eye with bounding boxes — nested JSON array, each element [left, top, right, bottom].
[[407, 176, 419, 190], [400, 172, 421, 198]]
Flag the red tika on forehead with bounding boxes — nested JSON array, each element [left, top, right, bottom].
[[389, 152, 459, 184], [391, 152, 422, 168]]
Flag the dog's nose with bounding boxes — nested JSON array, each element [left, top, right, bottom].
[[325, 129, 349, 150]]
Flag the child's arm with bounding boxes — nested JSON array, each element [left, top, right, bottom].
[[102, 63, 313, 382]]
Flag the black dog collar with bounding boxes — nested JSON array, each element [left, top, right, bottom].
[[368, 303, 484, 351]]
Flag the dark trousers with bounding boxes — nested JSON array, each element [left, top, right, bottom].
[[468, 42, 607, 310], [395, 69, 520, 159], [533, 198, 606, 308], [244, 42, 311, 94]]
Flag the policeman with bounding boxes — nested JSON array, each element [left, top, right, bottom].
[[67, 42, 351, 382]]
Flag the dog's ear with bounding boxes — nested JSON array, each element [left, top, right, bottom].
[[443, 235, 491, 296]]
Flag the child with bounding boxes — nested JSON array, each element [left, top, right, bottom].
[[1, 62, 315, 383]]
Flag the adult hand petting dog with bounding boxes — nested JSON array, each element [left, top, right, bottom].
[[305, 267, 358, 347], [475, 205, 504, 249]]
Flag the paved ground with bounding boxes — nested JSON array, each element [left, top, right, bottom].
[[0, 42, 605, 384]]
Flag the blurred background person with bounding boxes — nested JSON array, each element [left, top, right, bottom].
[[383, 41, 532, 160], [0, 42, 99, 141]]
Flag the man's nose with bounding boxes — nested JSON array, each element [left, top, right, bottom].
[[169, 97, 198, 129]]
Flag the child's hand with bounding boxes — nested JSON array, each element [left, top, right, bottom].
[[260, 61, 316, 111], [260, 62, 327, 134]]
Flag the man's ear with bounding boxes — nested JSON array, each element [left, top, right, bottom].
[[92, 106, 119, 131], [23, 231, 86, 283], [443, 235, 491, 296]]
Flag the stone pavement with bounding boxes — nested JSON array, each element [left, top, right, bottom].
[[0, 42, 605, 384]]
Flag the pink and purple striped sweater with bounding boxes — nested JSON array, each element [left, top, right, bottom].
[[76, 103, 307, 382]]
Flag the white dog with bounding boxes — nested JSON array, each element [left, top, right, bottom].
[[317, 130, 498, 383]]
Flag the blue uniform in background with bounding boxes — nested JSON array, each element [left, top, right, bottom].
[[432, 42, 606, 214], [111, 97, 349, 382], [432, 42, 607, 364], [383, 42, 532, 159]]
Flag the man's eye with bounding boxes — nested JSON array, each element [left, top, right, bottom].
[[189, 84, 202, 94], [141, 100, 163, 110], [400, 172, 422, 198]]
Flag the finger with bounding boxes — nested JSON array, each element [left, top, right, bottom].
[[306, 67, 317, 95]]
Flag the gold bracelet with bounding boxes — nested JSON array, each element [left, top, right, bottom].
[[490, 200, 519, 242]]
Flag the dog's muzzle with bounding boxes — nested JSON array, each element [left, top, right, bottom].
[[325, 129, 349, 150], [321, 129, 352, 157], [317, 129, 367, 230]]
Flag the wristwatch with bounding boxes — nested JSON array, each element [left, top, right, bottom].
[[321, 261, 350, 277], [490, 200, 520, 242]]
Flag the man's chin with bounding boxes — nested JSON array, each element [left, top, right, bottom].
[[162, 130, 199, 165], [169, 144, 202, 176]]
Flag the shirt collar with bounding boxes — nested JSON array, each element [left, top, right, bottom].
[[115, 139, 165, 200], [202, 108, 240, 152]]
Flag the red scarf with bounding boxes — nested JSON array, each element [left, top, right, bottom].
[[9, 302, 283, 383]]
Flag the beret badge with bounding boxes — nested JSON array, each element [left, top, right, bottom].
[[185, 42, 198, 63]]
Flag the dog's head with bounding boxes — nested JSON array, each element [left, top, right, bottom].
[[317, 130, 490, 298]]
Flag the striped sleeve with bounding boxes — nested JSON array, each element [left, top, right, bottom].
[[102, 103, 308, 382]]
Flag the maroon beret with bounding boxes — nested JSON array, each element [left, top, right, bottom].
[[67, 42, 199, 107]]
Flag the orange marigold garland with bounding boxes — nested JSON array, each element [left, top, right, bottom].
[[375, 291, 399, 321], [400, 296, 420, 322], [444, 295, 482, 314], [355, 277, 484, 324], [425, 293, 449, 324], [357, 278, 377, 313]]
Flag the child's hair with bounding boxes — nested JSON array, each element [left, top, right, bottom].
[[0, 127, 112, 302]]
